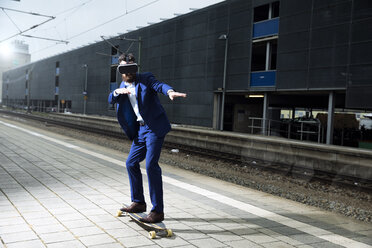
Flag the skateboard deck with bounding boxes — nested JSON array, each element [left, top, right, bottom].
[[117, 63, 138, 74], [116, 204, 172, 239]]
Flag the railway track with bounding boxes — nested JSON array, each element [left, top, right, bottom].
[[166, 141, 372, 193], [1, 109, 371, 193]]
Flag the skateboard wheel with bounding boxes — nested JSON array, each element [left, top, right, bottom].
[[116, 210, 123, 217], [166, 229, 173, 237], [149, 231, 156, 239]]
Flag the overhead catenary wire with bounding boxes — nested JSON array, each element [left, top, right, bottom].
[[100, 35, 124, 54], [0, 17, 55, 43], [54, 0, 95, 16], [0, 1, 94, 45], [2, 8, 22, 32], [125, 42, 135, 53], [0, 7, 55, 44], [29, 0, 96, 36], [67, 0, 160, 40], [32, 0, 161, 56]]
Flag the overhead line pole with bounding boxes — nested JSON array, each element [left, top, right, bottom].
[[100, 36, 124, 54], [21, 34, 69, 44], [0, 7, 55, 18], [116, 36, 142, 71]]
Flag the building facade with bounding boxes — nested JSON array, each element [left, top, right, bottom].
[[2, 0, 372, 144], [0, 40, 31, 104]]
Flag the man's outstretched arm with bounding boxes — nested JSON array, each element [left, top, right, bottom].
[[167, 90, 187, 100]]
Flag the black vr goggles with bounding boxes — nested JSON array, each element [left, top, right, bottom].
[[117, 63, 138, 74]]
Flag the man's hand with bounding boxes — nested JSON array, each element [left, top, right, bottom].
[[168, 91, 187, 101], [114, 88, 131, 95]]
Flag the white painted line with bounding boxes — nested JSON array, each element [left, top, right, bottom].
[[0, 121, 79, 148], [0, 120, 370, 248]]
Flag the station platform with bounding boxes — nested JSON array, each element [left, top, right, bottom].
[[0, 117, 371, 248]]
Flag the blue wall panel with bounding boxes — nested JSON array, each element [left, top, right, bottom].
[[253, 18, 279, 39], [250, 71, 276, 87]]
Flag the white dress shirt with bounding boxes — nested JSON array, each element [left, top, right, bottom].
[[114, 82, 143, 122], [114, 82, 175, 122]]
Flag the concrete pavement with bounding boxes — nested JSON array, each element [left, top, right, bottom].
[[0, 117, 371, 248]]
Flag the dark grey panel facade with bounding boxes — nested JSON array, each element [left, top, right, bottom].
[[3, 0, 372, 128], [346, 0, 372, 108], [346, 86, 372, 109], [277, 0, 351, 90], [277, 0, 372, 109]]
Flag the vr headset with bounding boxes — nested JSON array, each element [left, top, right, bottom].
[[117, 63, 138, 74]]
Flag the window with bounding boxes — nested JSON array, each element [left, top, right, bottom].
[[25, 70, 29, 95], [111, 67, 117, 82], [251, 39, 277, 72], [111, 45, 119, 55], [251, 42, 267, 71], [253, 1, 280, 22], [251, 2, 279, 72], [272, 2, 280, 18], [254, 4, 270, 22], [270, 40, 277, 70], [55, 62, 59, 96]]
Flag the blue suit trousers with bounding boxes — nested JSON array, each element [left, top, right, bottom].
[[126, 123, 165, 213]]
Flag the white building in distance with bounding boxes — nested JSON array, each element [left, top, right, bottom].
[[0, 40, 31, 104]]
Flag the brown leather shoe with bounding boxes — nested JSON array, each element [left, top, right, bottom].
[[120, 202, 146, 213], [139, 211, 164, 223]]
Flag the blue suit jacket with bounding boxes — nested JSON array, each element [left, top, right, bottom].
[[108, 72, 173, 140]]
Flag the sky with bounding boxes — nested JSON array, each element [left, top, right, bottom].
[[0, 0, 225, 62]]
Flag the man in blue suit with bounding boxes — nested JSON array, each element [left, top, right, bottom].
[[108, 53, 186, 223]]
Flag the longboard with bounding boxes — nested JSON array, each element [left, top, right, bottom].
[[116, 204, 172, 239]]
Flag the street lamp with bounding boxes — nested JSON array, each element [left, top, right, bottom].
[[82, 64, 88, 115], [218, 34, 228, 131]]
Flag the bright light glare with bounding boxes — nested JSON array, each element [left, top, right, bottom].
[[0, 43, 12, 58], [248, 94, 264, 98]]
